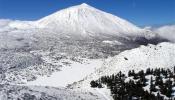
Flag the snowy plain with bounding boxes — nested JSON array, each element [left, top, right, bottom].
[[27, 59, 104, 87]]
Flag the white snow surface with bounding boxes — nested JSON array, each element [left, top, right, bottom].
[[102, 40, 123, 45], [27, 59, 104, 87], [0, 3, 174, 100], [0, 3, 155, 40], [36, 3, 145, 38], [72, 42, 175, 88], [0, 85, 106, 100]]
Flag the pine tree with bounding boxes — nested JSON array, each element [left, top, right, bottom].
[[128, 70, 132, 77], [138, 70, 144, 78], [155, 76, 163, 86], [131, 70, 135, 76], [156, 92, 164, 100], [140, 75, 147, 86], [146, 68, 151, 75], [90, 80, 99, 88], [150, 76, 157, 92], [90, 67, 175, 100], [165, 79, 173, 98]]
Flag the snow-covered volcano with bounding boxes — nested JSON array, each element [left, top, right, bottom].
[[0, 3, 174, 100], [36, 3, 144, 37]]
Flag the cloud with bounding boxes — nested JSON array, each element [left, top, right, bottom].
[[153, 25, 175, 42], [0, 19, 12, 27]]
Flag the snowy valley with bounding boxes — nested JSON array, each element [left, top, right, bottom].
[[0, 3, 174, 100]]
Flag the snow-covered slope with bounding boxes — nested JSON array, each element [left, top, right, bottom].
[[36, 3, 145, 38], [0, 85, 106, 100], [71, 42, 175, 88], [103, 42, 175, 73]]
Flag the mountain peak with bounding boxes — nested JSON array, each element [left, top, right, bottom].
[[36, 3, 143, 37], [76, 3, 94, 9], [80, 3, 89, 7]]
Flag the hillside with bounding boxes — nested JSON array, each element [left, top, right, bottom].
[[71, 42, 175, 88]]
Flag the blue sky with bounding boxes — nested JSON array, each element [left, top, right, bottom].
[[0, 0, 174, 26]]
